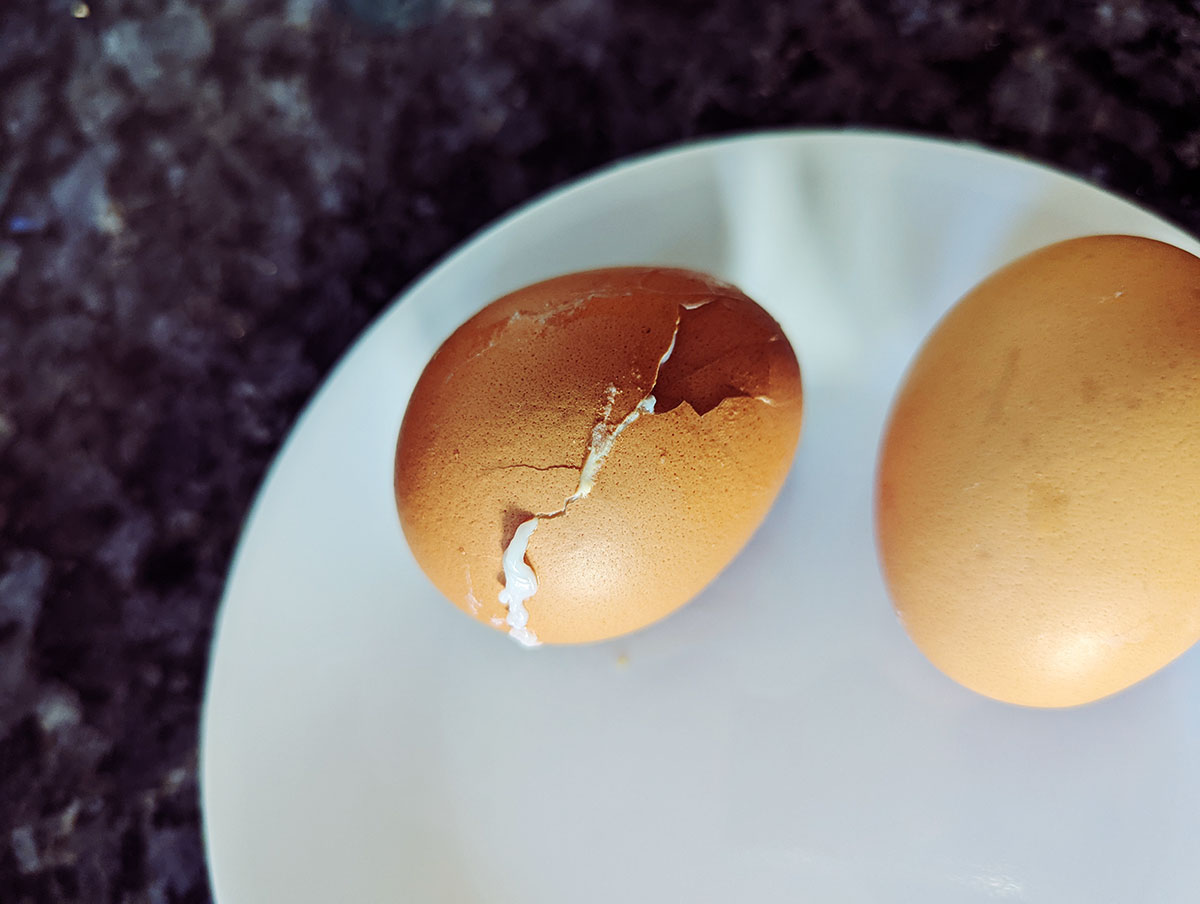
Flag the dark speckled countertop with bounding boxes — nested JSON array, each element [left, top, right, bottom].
[[1, 0, 1198, 900]]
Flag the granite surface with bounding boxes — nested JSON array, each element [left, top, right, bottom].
[[1, 0, 1198, 900]]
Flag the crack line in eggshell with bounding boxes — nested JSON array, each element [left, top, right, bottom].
[[495, 308, 682, 645], [447, 283, 720, 386], [488, 462, 581, 474], [444, 292, 623, 384], [494, 295, 781, 646]]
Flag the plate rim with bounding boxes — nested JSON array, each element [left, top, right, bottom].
[[198, 127, 1200, 901]]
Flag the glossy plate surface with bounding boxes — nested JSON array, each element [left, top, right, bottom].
[[201, 132, 1200, 903]]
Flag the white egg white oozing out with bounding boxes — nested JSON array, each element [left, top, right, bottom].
[[496, 310, 684, 646]]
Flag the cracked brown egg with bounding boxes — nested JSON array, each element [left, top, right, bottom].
[[877, 235, 1200, 707], [394, 267, 803, 645]]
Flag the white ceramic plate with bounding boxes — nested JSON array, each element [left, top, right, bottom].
[[200, 132, 1200, 904]]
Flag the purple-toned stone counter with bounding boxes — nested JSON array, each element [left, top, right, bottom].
[[1, 1, 1197, 900]]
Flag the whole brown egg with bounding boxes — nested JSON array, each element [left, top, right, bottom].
[[877, 235, 1200, 707]]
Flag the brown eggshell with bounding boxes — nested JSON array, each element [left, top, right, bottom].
[[395, 267, 803, 644], [877, 235, 1200, 707]]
